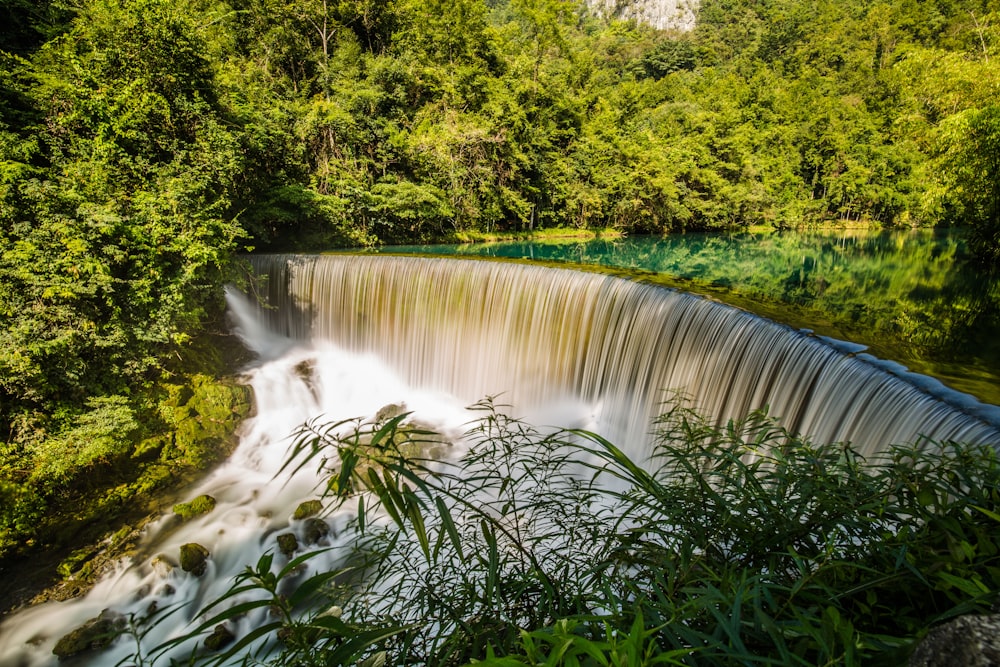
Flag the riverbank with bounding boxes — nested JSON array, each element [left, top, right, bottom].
[[0, 331, 253, 618], [445, 226, 625, 244], [419, 221, 915, 247]]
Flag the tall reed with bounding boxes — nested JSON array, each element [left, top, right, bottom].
[[136, 399, 1000, 666]]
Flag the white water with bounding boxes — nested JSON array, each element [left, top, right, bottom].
[[1, 255, 998, 666], [0, 303, 487, 666], [248, 255, 1000, 457]]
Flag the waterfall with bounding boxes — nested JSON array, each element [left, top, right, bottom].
[[246, 254, 1000, 458], [2, 253, 998, 667]]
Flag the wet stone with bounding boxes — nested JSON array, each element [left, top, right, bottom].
[[375, 403, 407, 423], [179, 543, 210, 577], [52, 609, 125, 659], [277, 532, 298, 557], [909, 614, 1000, 666], [293, 499, 323, 520], [173, 494, 217, 521], [204, 624, 235, 651], [303, 517, 330, 545], [151, 554, 177, 578]]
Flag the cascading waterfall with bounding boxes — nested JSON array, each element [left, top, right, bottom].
[[1, 254, 998, 667], [0, 295, 475, 667], [249, 254, 1000, 457]]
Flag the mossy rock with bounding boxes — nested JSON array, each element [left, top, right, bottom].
[[204, 623, 236, 651], [303, 518, 330, 545], [173, 494, 217, 520], [321, 411, 452, 500], [367, 405, 451, 458], [162, 376, 252, 466], [179, 542, 210, 576], [133, 435, 166, 461], [52, 610, 125, 658], [293, 499, 323, 520], [375, 403, 407, 423], [57, 545, 100, 579], [277, 532, 298, 557]]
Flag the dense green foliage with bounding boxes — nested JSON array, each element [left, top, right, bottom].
[[0, 0, 252, 564], [1, 0, 999, 603], [125, 403, 1000, 665]]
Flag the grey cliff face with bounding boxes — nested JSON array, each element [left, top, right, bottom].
[[590, 0, 699, 31]]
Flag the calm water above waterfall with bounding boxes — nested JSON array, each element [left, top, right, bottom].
[[382, 228, 1000, 407], [1, 252, 997, 666]]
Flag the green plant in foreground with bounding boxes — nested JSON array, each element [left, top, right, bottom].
[[146, 549, 408, 667], [148, 400, 1000, 666]]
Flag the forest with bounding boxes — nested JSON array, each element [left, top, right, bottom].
[[0, 0, 999, 614]]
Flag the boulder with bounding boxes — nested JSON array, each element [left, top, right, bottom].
[[375, 403, 407, 423], [52, 610, 124, 658], [277, 532, 298, 557], [172, 494, 217, 520], [179, 543, 210, 576], [293, 499, 323, 520], [909, 614, 1000, 666], [303, 518, 330, 545], [150, 554, 177, 578], [204, 623, 236, 651]]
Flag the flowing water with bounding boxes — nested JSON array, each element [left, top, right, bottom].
[[1, 254, 998, 666], [384, 229, 1000, 406], [250, 255, 1000, 454]]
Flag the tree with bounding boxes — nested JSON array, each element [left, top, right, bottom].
[[1, 0, 246, 436], [938, 105, 1000, 265]]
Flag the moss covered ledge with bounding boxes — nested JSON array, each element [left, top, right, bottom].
[[0, 368, 252, 615]]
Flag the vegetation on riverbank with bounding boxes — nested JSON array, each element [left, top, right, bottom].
[[0, 330, 251, 612], [448, 226, 624, 245], [109, 403, 1000, 666]]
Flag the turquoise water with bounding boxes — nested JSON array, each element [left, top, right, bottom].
[[377, 229, 1000, 407]]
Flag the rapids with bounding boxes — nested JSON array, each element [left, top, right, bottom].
[[1, 255, 997, 666]]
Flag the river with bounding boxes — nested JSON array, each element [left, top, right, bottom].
[[1, 240, 997, 666]]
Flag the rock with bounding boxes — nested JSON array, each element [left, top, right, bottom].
[[203, 625, 235, 652], [179, 543, 210, 576], [56, 546, 99, 579], [375, 403, 407, 423], [277, 532, 298, 557], [150, 554, 177, 578], [173, 494, 217, 520], [395, 420, 451, 459], [162, 376, 252, 467], [909, 614, 1000, 666], [52, 610, 124, 658], [303, 518, 330, 545], [293, 360, 319, 399], [293, 499, 323, 520], [204, 623, 236, 651]]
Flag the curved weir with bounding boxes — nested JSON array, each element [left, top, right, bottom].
[[248, 254, 1000, 456]]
